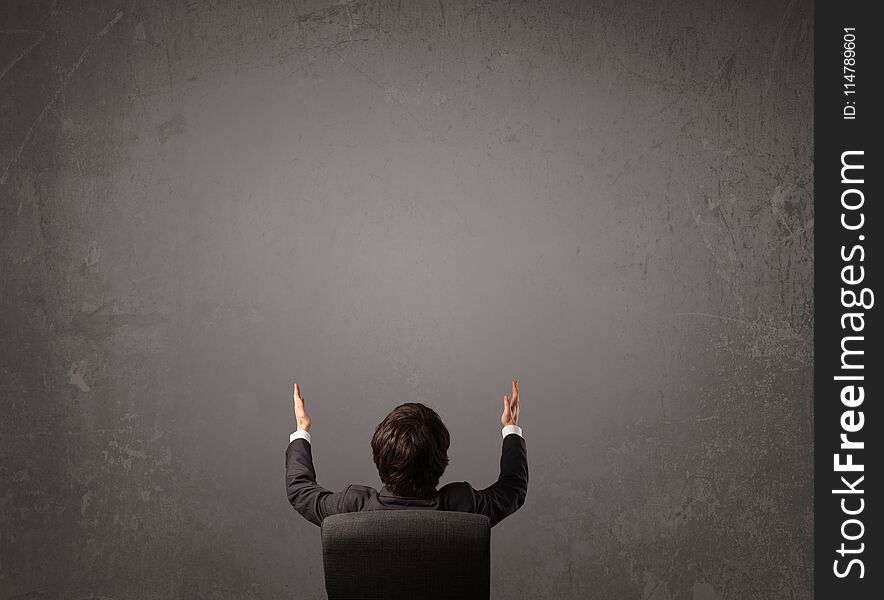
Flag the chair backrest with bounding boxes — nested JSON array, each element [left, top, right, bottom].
[[321, 510, 491, 600]]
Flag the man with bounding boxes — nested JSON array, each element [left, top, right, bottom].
[[286, 380, 528, 528]]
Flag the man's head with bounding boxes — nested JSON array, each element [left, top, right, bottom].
[[371, 403, 450, 497]]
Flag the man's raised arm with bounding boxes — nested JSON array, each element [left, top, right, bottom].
[[285, 383, 358, 526], [465, 379, 529, 527]]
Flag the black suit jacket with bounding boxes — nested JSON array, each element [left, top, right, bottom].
[[286, 433, 528, 528]]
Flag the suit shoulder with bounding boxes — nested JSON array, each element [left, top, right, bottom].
[[439, 481, 474, 492], [345, 484, 378, 496], [341, 484, 378, 511], [438, 481, 476, 511]]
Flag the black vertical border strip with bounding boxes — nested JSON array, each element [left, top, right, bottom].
[[815, 1, 880, 597]]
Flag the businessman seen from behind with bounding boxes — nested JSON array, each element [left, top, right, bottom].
[[286, 380, 528, 527]]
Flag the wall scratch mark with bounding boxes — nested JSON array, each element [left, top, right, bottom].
[[0, 29, 46, 82], [0, 11, 123, 185]]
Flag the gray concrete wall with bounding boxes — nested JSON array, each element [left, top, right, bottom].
[[0, 1, 813, 598]]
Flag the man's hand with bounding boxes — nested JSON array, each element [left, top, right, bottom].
[[501, 379, 520, 427], [293, 383, 312, 432]]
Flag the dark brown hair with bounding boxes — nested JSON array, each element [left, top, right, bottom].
[[371, 403, 450, 497]]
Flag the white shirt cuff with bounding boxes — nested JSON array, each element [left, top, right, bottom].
[[290, 430, 311, 444], [501, 424, 523, 438]]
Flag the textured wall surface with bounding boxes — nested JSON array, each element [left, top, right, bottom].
[[0, 1, 813, 598]]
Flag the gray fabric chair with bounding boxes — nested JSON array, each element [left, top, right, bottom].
[[321, 510, 491, 600]]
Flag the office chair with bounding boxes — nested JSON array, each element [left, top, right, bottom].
[[321, 510, 491, 600]]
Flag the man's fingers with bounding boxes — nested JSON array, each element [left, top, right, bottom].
[[293, 383, 306, 416]]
